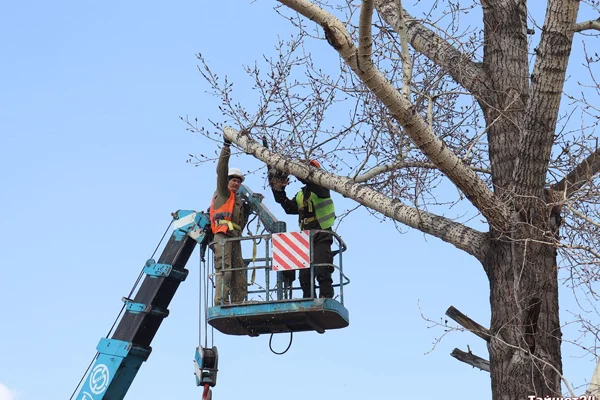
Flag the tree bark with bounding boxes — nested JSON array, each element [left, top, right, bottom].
[[486, 238, 562, 398]]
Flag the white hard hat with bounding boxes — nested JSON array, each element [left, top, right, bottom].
[[228, 168, 245, 182]]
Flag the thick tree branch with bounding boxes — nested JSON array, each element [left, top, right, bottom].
[[551, 148, 600, 198], [450, 348, 490, 372], [277, 0, 510, 229], [514, 0, 580, 195], [225, 126, 489, 262], [374, 0, 487, 96], [575, 18, 600, 32], [358, 0, 374, 66], [394, 0, 412, 98], [480, 0, 529, 192]]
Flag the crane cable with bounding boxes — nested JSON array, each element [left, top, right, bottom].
[[243, 211, 262, 286], [248, 214, 261, 286], [199, 245, 213, 349], [69, 218, 173, 399], [269, 332, 293, 355], [198, 236, 215, 400], [199, 253, 204, 348]]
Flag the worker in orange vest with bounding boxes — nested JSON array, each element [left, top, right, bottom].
[[209, 135, 248, 305]]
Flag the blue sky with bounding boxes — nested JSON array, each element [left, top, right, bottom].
[[0, 1, 597, 399]]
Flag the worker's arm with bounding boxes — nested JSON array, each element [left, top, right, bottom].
[[216, 145, 231, 198], [272, 187, 299, 215]]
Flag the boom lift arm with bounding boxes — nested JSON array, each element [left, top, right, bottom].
[[75, 186, 285, 400], [238, 184, 286, 234], [75, 210, 209, 400]]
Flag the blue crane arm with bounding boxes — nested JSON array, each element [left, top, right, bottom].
[[75, 210, 210, 400], [75, 187, 285, 399], [238, 184, 286, 234]]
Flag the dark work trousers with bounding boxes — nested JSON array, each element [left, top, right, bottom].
[[300, 231, 334, 298], [212, 232, 247, 305]]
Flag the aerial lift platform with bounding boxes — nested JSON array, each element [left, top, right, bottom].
[[73, 184, 349, 400]]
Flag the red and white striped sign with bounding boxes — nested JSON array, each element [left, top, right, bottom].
[[272, 231, 311, 271]]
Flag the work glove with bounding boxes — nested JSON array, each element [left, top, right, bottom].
[[242, 199, 253, 218], [223, 134, 232, 146], [268, 167, 289, 191]]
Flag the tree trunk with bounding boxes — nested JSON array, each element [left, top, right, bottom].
[[479, 1, 575, 396], [486, 224, 563, 398]]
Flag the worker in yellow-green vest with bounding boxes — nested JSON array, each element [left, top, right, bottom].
[[209, 134, 249, 305], [271, 159, 336, 299]]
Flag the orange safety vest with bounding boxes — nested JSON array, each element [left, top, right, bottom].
[[209, 190, 237, 234]]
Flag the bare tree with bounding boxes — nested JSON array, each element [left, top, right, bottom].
[[187, 0, 600, 398]]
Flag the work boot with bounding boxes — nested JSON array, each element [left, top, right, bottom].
[[230, 294, 246, 304], [316, 266, 334, 298], [214, 297, 230, 306]]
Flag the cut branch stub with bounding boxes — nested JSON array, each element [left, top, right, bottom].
[[446, 305, 490, 342], [451, 348, 490, 372]]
